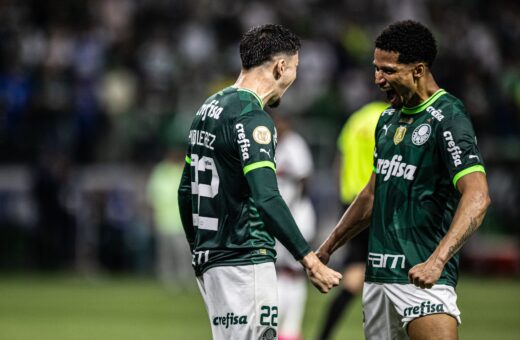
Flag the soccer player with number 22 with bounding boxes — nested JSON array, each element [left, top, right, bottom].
[[178, 24, 342, 340]]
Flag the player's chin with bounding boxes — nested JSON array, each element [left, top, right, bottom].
[[267, 97, 281, 108]]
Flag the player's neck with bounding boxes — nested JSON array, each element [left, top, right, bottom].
[[406, 75, 440, 108], [234, 69, 277, 108]]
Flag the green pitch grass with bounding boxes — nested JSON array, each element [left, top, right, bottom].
[[0, 275, 518, 339]]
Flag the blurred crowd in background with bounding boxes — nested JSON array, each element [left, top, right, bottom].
[[0, 0, 518, 278]]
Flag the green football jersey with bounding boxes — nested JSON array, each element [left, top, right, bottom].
[[184, 86, 279, 275], [365, 89, 485, 287]]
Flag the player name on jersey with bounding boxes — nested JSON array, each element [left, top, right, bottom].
[[189, 129, 217, 150]]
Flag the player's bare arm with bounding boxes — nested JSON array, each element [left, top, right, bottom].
[[317, 173, 376, 264], [408, 171, 491, 289]]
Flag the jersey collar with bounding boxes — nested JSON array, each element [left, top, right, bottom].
[[401, 89, 446, 115], [234, 87, 264, 108]]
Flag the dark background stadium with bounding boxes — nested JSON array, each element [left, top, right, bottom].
[[0, 0, 518, 339]]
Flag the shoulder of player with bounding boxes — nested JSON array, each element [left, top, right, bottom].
[[431, 93, 469, 123], [374, 107, 395, 128], [232, 88, 264, 115], [235, 109, 273, 125]]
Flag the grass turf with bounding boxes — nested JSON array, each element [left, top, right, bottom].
[[0, 275, 518, 339]]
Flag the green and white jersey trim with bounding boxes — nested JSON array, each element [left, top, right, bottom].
[[452, 164, 486, 187], [243, 161, 276, 175], [401, 89, 447, 114]]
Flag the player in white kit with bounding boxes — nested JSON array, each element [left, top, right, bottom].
[[273, 113, 316, 340]]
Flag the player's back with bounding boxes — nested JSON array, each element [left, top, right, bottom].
[[186, 87, 277, 275]]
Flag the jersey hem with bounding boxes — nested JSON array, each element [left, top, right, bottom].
[[199, 258, 275, 275], [243, 161, 276, 175], [365, 276, 457, 288]]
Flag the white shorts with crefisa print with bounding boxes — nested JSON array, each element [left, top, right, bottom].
[[196, 262, 278, 340], [362, 282, 461, 340]]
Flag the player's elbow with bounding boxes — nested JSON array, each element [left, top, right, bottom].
[[357, 185, 375, 208], [472, 189, 491, 213], [254, 193, 279, 215], [482, 192, 491, 211]]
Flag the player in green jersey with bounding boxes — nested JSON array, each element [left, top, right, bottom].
[[178, 24, 341, 340], [317, 21, 490, 340]]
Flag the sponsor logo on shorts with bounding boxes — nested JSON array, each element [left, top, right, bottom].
[[443, 131, 462, 167], [375, 155, 417, 182], [404, 300, 445, 317], [368, 252, 406, 269], [213, 312, 248, 328], [259, 327, 277, 340]]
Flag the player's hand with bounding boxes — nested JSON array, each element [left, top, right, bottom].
[[408, 258, 444, 289], [301, 252, 342, 294], [306, 263, 342, 294], [315, 248, 330, 265]]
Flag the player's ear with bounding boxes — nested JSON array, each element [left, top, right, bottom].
[[273, 58, 286, 80], [413, 63, 426, 79]]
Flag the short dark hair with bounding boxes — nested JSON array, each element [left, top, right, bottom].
[[239, 24, 301, 70], [375, 20, 437, 67]]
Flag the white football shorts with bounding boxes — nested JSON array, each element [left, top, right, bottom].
[[363, 282, 461, 340], [196, 262, 278, 340]]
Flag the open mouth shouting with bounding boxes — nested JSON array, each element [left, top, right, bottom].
[[383, 88, 402, 108]]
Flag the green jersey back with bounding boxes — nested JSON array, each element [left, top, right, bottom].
[[185, 87, 278, 275], [366, 89, 485, 287]]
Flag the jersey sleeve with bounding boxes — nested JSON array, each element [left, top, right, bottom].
[[234, 110, 277, 175], [437, 112, 486, 187], [234, 111, 312, 260], [246, 167, 312, 260], [177, 153, 195, 250]]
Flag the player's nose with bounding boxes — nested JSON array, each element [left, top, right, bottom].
[[374, 70, 386, 86]]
